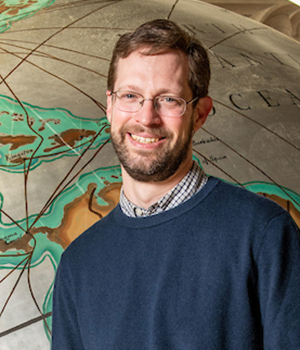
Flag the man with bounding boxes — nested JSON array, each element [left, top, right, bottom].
[[52, 19, 300, 349]]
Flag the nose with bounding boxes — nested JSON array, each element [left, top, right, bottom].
[[134, 99, 161, 127]]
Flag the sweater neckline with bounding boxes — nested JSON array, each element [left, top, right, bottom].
[[112, 176, 220, 229]]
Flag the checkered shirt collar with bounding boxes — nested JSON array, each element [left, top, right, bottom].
[[119, 161, 207, 218]]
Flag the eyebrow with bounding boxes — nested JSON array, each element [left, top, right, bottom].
[[116, 85, 185, 97], [117, 85, 141, 92]]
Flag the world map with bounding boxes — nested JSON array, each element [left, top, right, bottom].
[[0, 0, 299, 348]]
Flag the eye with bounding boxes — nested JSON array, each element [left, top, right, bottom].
[[118, 91, 139, 101], [159, 96, 181, 106], [164, 96, 176, 103], [125, 93, 136, 99]]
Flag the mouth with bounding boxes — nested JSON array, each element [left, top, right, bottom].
[[130, 133, 165, 144]]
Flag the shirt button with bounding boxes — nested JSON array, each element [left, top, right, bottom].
[[135, 208, 144, 217]]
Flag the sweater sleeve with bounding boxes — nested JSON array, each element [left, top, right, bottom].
[[256, 212, 300, 349], [51, 253, 84, 350]]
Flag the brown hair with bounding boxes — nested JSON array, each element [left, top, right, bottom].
[[107, 19, 210, 101]]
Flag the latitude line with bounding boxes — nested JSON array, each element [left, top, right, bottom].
[[0, 46, 106, 112], [0, 38, 110, 61], [0, 41, 108, 78], [0, 312, 52, 338], [3, 26, 131, 33], [0, 0, 118, 84]]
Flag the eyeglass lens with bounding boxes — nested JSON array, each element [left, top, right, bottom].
[[113, 91, 186, 117]]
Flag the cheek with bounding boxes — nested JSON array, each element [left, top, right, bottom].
[[110, 112, 136, 139], [166, 117, 184, 132], [164, 121, 187, 147], [178, 118, 195, 145], [109, 109, 126, 127], [173, 118, 192, 138]]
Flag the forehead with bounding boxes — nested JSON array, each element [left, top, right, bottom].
[[114, 49, 190, 95]]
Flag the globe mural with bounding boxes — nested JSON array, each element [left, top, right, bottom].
[[0, 0, 299, 348]]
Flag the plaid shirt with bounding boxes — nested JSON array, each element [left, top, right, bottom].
[[119, 161, 207, 217]]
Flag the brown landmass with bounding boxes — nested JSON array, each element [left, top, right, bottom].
[[30, 182, 122, 249], [38, 118, 60, 132], [0, 232, 32, 254], [0, 181, 121, 252], [0, 134, 37, 150], [0, 0, 38, 16], [44, 129, 96, 153]]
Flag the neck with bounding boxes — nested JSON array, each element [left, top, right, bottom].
[[121, 157, 193, 209]]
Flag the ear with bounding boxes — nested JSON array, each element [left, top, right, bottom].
[[106, 90, 112, 124], [193, 96, 212, 132]]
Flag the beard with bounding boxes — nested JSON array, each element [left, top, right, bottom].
[[110, 120, 194, 183]]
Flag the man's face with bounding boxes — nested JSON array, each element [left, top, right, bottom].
[[106, 49, 209, 183]]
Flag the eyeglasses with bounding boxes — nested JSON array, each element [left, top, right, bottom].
[[110, 90, 199, 117]]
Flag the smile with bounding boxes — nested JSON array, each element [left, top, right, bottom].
[[130, 134, 163, 144]]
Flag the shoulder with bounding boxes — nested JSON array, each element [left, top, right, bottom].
[[207, 177, 287, 219], [195, 177, 299, 243], [201, 178, 300, 259]]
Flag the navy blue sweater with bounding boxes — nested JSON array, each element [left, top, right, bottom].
[[52, 177, 300, 349]]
